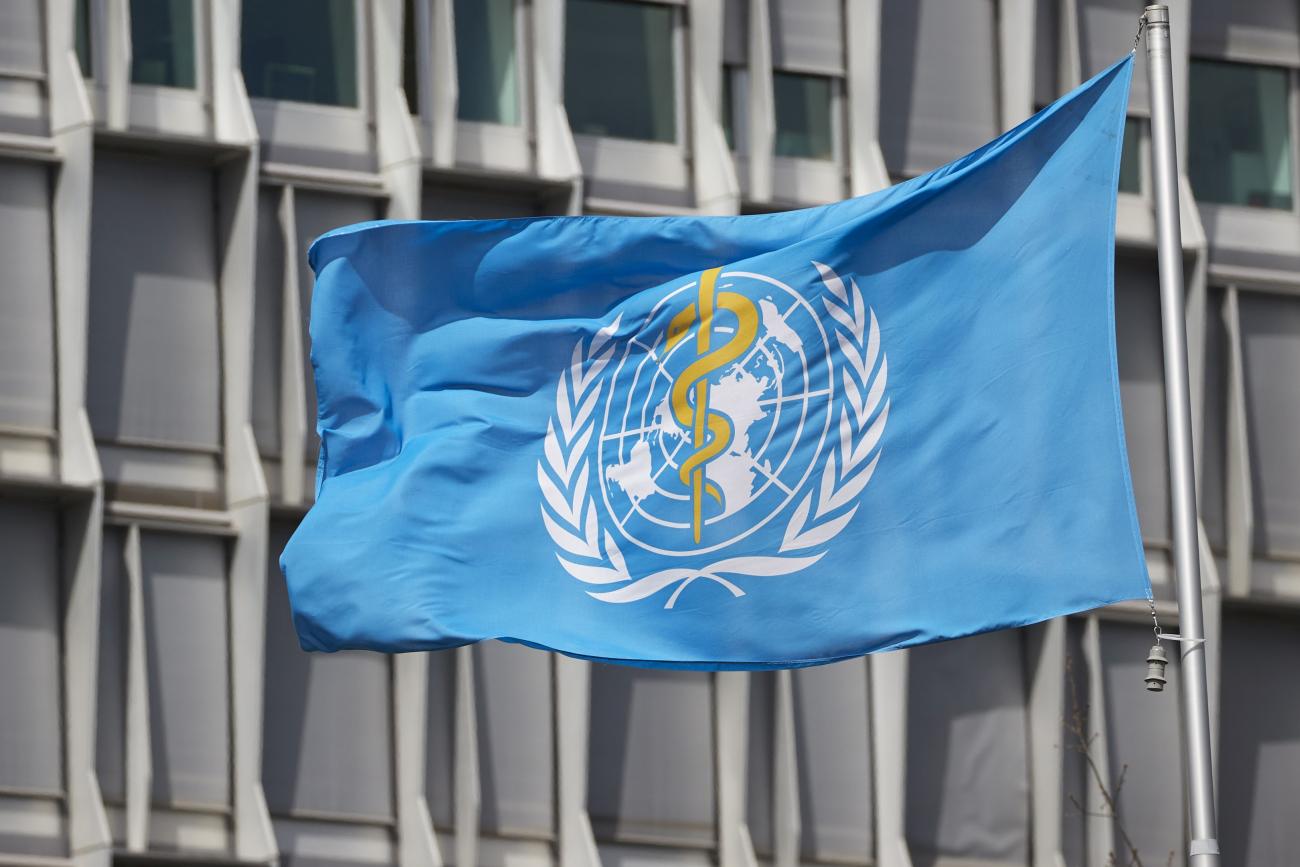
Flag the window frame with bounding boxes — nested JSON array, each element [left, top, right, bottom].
[[568, 0, 693, 213], [245, 0, 376, 174], [123, 0, 211, 137], [451, 0, 535, 173]]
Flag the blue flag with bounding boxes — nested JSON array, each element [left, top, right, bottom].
[[282, 56, 1148, 668]]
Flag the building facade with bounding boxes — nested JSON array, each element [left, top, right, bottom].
[[0, 1, 1297, 866]]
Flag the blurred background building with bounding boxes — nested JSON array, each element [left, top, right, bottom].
[[0, 1, 1297, 866]]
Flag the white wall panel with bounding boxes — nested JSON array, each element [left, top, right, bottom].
[[0, 501, 62, 793], [0, 0, 45, 75], [906, 631, 1030, 865], [0, 160, 56, 432], [1220, 611, 1300, 867], [1192, 0, 1300, 67], [879, 0, 999, 176], [87, 153, 222, 449], [1238, 293, 1300, 556]]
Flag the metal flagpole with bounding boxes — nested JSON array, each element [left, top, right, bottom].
[[1142, 6, 1220, 865]]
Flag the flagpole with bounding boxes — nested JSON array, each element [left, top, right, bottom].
[[1142, 6, 1220, 865]]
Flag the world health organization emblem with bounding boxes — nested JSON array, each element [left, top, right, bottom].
[[538, 262, 890, 608]]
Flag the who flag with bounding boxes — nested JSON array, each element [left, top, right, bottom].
[[282, 56, 1148, 668]]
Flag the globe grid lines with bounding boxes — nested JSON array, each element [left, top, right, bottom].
[[595, 271, 836, 558]]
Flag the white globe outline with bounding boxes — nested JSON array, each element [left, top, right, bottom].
[[595, 271, 835, 558]]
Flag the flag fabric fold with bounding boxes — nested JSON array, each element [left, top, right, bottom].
[[282, 55, 1148, 669]]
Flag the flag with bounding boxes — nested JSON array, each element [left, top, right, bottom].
[[282, 55, 1148, 668]]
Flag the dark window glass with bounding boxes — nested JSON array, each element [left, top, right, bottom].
[[774, 71, 833, 160], [403, 0, 418, 114], [1189, 59, 1293, 210], [565, 0, 676, 142], [242, 0, 358, 107], [130, 0, 195, 88], [722, 67, 735, 149], [455, 0, 519, 124], [76, 0, 92, 76], [1119, 116, 1142, 194]]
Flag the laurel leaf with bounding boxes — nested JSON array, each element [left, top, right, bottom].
[[782, 493, 814, 550], [849, 278, 866, 342], [823, 451, 881, 514], [569, 460, 590, 523], [836, 331, 865, 381], [850, 399, 890, 469], [555, 371, 574, 435], [819, 442, 840, 517], [823, 296, 857, 336], [813, 261, 849, 304], [584, 352, 611, 393], [569, 343, 586, 393], [544, 419, 568, 476], [556, 555, 629, 585], [565, 425, 593, 479], [863, 354, 888, 421], [604, 530, 629, 579], [572, 385, 601, 434], [584, 499, 600, 551], [538, 463, 576, 526], [843, 370, 866, 429], [785, 507, 858, 551], [541, 508, 596, 557], [591, 313, 622, 358], [864, 308, 881, 376], [589, 568, 699, 603], [709, 555, 824, 576], [838, 406, 853, 470]]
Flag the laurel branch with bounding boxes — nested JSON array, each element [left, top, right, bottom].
[[537, 263, 889, 609]]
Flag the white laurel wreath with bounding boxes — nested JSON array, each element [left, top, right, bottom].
[[538, 262, 890, 608]]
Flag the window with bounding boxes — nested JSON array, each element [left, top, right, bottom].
[[456, 0, 520, 124], [403, 0, 419, 115], [1119, 117, 1143, 194], [242, 0, 358, 107], [774, 72, 834, 160], [565, 0, 676, 143], [1189, 60, 1293, 210], [130, 0, 196, 88], [76, 0, 92, 76]]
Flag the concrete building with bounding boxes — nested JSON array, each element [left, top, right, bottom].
[[0, 1, 1297, 866]]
